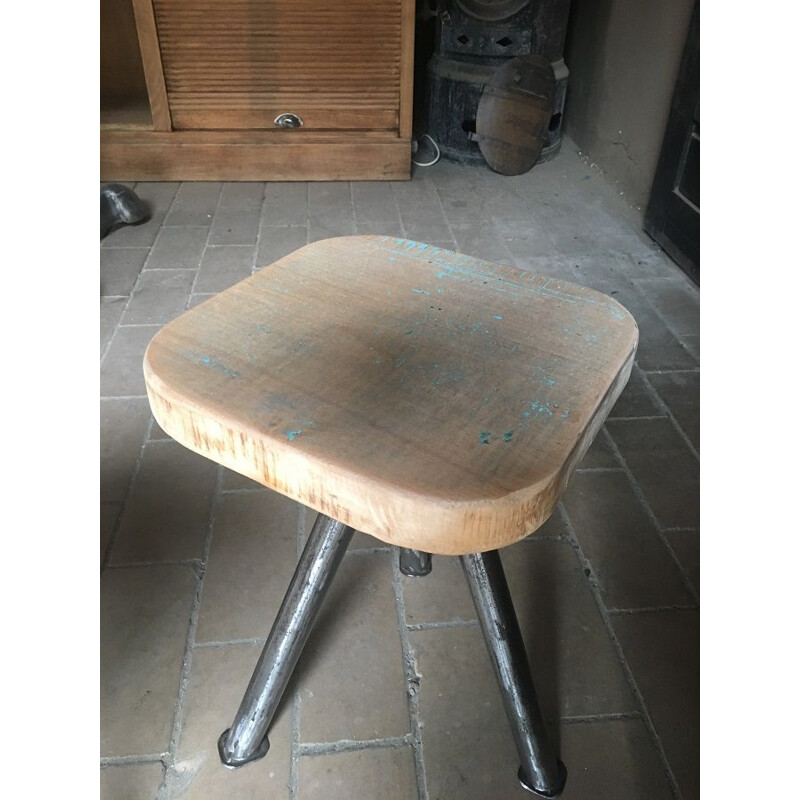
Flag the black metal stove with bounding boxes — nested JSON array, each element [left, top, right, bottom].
[[419, 0, 571, 166]]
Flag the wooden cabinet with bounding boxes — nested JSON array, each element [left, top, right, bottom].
[[101, 0, 414, 180]]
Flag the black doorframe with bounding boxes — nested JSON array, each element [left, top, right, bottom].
[[644, 1, 700, 285]]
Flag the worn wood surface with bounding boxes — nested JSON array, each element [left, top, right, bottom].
[[144, 236, 638, 554], [100, 130, 410, 181], [476, 55, 555, 176]]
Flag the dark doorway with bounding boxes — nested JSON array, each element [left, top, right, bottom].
[[644, 1, 700, 285]]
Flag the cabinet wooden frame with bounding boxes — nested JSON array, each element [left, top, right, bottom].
[[101, 0, 415, 181]]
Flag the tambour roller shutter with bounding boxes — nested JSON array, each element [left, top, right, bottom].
[[152, 0, 403, 131]]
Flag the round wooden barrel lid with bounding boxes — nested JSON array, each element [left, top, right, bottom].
[[476, 54, 555, 176]]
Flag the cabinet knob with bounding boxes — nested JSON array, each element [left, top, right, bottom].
[[274, 113, 304, 129]]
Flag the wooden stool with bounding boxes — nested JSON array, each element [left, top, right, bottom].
[[144, 236, 637, 797]]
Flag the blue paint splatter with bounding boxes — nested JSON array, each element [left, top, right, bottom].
[[394, 357, 406, 368], [483, 397, 490, 404], [527, 400, 554, 418], [411, 288, 430, 295], [193, 354, 239, 379], [479, 431, 492, 445], [286, 429, 303, 441], [493, 315, 504, 321], [503, 430, 513, 442], [561, 410, 570, 419]]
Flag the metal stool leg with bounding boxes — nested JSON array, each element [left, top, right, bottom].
[[399, 547, 432, 576], [461, 551, 567, 798], [218, 514, 354, 767]]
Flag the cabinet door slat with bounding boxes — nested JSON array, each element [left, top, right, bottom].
[[153, 0, 403, 131]]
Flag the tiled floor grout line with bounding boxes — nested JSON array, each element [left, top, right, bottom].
[[101, 753, 168, 767], [115, 321, 174, 329], [155, 223, 217, 228], [574, 465, 623, 473], [156, 464, 223, 797], [431, 180, 463, 254], [406, 619, 477, 631], [559, 505, 683, 800], [602, 430, 700, 605], [561, 711, 642, 724], [102, 245, 157, 250], [104, 557, 203, 571], [100, 186, 181, 365], [101, 416, 155, 572], [606, 414, 669, 422], [663, 526, 698, 533], [195, 636, 268, 649], [607, 604, 699, 615], [297, 734, 415, 757], [521, 533, 565, 543], [186, 184, 225, 306], [299, 182, 312, 246], [100, 393, 150, 401], [251, 182, 268, 274], [641, 368, 699, 375], [348, 545, 394, 555], [391, 550, 430, 800], [637, 368, 700, 461], [348, 181, 357, 232]]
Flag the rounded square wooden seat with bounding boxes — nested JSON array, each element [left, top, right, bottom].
[[144, 235, 637, 555]]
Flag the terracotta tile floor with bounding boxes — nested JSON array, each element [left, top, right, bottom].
[[100, 141, 699, 799]]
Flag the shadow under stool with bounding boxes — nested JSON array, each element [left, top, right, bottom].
[[143, 235, 638, 797]]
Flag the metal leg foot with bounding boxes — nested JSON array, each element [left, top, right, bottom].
[[218, 514, 354, 767], [461, 551, 567, 798], [399, 548, 432, 577], [100, 184, 149, 239]]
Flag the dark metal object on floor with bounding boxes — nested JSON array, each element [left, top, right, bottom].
[[399, 548, 433, 577], [100, 184, 149, 239], [461, 550, 567, 797], [218, 514, 354, 768], [422, 0, 571, 168]]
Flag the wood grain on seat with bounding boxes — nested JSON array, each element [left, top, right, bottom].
[[144, 236, 638, 554]]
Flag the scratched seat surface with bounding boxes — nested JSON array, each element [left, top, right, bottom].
[[144, 236, 638, 554]]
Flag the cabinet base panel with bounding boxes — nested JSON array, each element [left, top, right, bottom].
[[101, 131, 412, 181]]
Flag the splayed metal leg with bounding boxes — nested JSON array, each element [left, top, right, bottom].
[[399, 547, 432, 576], [218, 514, 354, 767], [461, 551, 567, 798]]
